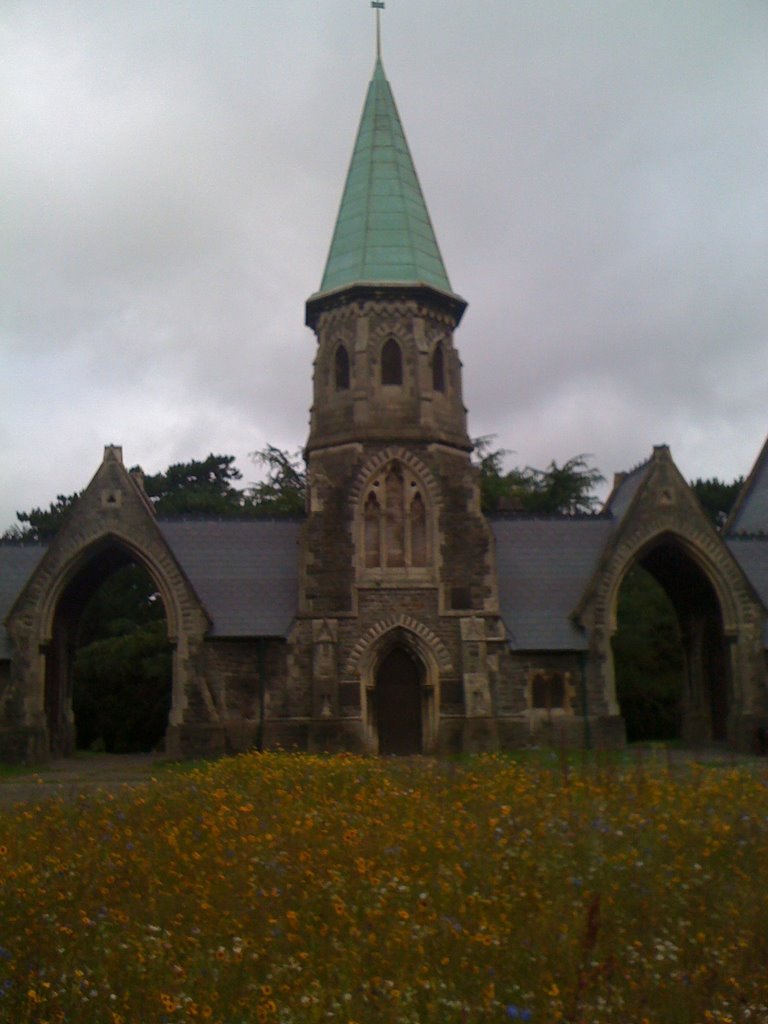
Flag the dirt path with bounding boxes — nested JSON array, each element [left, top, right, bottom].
[[0, 745, 763, 809], [0, 753, 167, 807]]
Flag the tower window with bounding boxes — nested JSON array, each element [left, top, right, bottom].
[[381, 338, 403, 386], [335, 344, 350, 390], [364, 492, 381, 568], [361, 461, 430, 569], [432, 342, 445, 392]]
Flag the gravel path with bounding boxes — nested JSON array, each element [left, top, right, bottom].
[[0, 746, 763, 809], [0, 753, 167, 807]]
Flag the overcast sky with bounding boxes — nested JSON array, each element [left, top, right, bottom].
[[3, 1, 767, 532]]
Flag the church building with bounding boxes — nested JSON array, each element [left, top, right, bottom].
[[2, 45, 768, 762]]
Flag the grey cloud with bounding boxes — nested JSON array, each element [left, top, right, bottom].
[[2, 0, 767, 529]]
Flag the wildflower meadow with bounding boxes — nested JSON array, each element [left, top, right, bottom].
[[1, 752, 767, 1024]]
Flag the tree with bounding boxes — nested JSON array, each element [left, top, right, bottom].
[[73, 620, 172, 752], [3, 492, 81, 541], [247, 445, 306, 516], [612, 567, 685, 742], [139, 453, 248, 517], [690, 477, 744, 529], [473, 437, 604, 515]]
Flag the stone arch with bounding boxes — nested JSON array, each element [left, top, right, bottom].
[[350, 448, 443, 578], [344, 614, 453, 677], [589, 523, 759, 745], [334, 343, 350, 390], [6, 519, 211, 760], [431, 340, 445, 392], [597, 523, 745, 638], [380, 336, 403, 386], [38, 531, 188, 646], [348, 447, 443, 512], [343, 615, 452, 754]]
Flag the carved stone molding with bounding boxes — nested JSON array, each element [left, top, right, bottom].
[[347, 446, 443, 512], [343, 614, 453, 679]]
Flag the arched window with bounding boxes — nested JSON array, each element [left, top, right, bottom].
[[360, 462, 430, 569], [384, 465, 405, 567], [334, 344, 350, 390], [364, 493, 380, 568], [432, 342, 445, 392], [381, 338, 403, 386], [410, 492, 427, 566]]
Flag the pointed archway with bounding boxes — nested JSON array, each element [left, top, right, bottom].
[[636, 540, 731, 743], [576, 445, 767, 752], [43, 543, 174, 756], [374, 645, 424, 754], [612, 543, 732, 744], [4, 446, 214, 763]]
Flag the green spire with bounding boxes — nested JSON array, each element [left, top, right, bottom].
[[317, 58, 453, 295]]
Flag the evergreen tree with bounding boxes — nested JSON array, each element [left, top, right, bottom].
[[690, 476, 744, 528], [473, 437, 604, 515]]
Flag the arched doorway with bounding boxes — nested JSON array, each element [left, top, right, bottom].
[[374, 646, 424, 754], [612, 537, 731, 745], [44, 543, 173, 756]]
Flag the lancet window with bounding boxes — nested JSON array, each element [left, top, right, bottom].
[[334, 344, 350, 390], [362, 462, 430, 569], [381, 338, 403, 386], [432, 342, 445, 392]]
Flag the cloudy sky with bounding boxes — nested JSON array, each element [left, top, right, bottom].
[[3, 1, 767, 531]]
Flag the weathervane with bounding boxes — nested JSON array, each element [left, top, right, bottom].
[[371, 1, 385, 60]]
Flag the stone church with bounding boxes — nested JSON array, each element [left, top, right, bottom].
[[2, 52, 768, 762]]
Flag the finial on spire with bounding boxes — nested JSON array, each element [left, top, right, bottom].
[[371, 1, 385, 60]]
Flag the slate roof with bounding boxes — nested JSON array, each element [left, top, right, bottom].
[[4, 517, 765, 657], [315, 58, 455, 297], [727, 537, 768, 646], [0, 543, 47, 658], [159, 519, 301, 637], [491, 517, 614, 651], [726, 436, 768, 536], [604, 459, 650, 522]]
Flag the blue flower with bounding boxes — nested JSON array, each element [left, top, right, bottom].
[[506, 1006, 532, 1021]]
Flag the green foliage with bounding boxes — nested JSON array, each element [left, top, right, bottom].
[[690, 476, 744, 528], [3, 492, 80, 541], [72, 564, 171, 753], [5, 450, 309, 539], [77, 564, 164, 646], [612, 567, 685, 741], [73, 620, 172, 753], [247, 444, 306, 516], [473, 436, 604, 515], [139, 453, 247, 517]]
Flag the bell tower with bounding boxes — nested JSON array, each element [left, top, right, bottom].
[[305, 57, 470, 455], [287, 39, 505, 755]]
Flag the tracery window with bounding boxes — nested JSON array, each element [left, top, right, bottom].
[[432, 342, 445, 392], [381, 338, 403, 386], [362, 462, 429, 569], [334, 344, 350, 390]]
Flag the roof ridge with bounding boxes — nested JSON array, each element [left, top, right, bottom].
[[488, 511, 611, 522]]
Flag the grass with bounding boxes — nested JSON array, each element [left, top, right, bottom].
[[0, 751, 767, 1023]]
